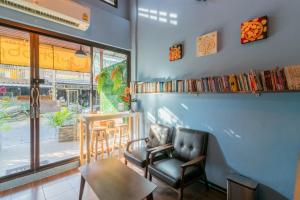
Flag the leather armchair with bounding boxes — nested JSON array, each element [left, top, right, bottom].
[[124, 123, 172, 178], [148, 127, 209, 200]]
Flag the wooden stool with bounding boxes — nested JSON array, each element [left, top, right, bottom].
[[90, 121, 110, 161], [113, 123, 130, 153]]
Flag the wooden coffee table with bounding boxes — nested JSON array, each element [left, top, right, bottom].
[[79, 158, 157, 200]]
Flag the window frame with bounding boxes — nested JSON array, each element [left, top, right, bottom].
[[0, 18, 130, 183]]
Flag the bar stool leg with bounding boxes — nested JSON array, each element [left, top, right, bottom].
[[90, 131, 94, 157], [113, 130, 117, 154], [124, 126, 129, 145], [119, 127, 123, 156], [101, 138, 104, 159], [95, 132, 99, 161], [105, 132, 110, 157]]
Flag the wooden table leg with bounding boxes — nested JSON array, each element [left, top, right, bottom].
[[79, 175, 86, 200], [146, 193, 153, 200]]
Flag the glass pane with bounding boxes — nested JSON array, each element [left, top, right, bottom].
[[101, 0, 117, 6], [93, 47, 128, 113], [0, 26, 31, 177], [39, 35, 91, 165]]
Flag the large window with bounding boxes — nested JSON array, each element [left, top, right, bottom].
[[0, 23, 129, 179], [92, 47, 128, 113], [0, 26, 31, 177]]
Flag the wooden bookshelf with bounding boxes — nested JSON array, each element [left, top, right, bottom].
[[130, 65, 300, 96], [132, 90, 300, 96]]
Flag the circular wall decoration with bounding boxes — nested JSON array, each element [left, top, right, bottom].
[[241, 16, 268, 44]]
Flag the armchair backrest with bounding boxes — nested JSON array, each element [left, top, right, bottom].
[[173, 127, 208, 162], [146, 124, 172, 148]]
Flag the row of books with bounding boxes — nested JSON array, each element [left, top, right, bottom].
[[130, 65, 300, 94]]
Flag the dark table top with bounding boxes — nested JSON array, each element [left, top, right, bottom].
[[80, 158, 157, 200]]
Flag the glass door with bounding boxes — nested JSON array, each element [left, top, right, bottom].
[[38, 35, 91, 165], [0, 23, 130, 178], [0, 26, 32, 177]]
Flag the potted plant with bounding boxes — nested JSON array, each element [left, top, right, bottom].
[[48, 107, 76, 142]]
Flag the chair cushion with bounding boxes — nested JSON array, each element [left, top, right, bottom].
[[124, 146, 166, 168], [148, 158, 202, 188], [173, 128, 208, 162], [146, 124, 171, 148]]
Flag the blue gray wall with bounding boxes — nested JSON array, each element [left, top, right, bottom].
[[135, 0, 300, 199], [0, 0, 131, 49]]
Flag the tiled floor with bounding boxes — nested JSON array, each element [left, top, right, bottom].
[[0, 158, 226, 200]]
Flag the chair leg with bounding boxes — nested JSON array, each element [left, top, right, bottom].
[[101, 139, 104, 159], [144, 166, 148, 178], [124, 159, 127, 165], [118, 128, 123, 156], [91, 131, 96, 159], [94, 133, 98, 161], [113, 130, 117, 153], [149, 173, 152, 181], [79, 176, 85, 200], [203, 171, 209, 190], [105, 132, 110, 157], [178, 187, 184, 200], [200, 164, 209, 190]]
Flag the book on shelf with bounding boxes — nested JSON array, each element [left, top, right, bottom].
[[285, 65, 300, 90], [130, 65, 300, 94], [229, 75, 238, 92]]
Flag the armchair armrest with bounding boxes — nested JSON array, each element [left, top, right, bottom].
[[146, 143, 172, 153], [150, 144, 174, 164], [181, 155, 205, 169], [145, 143, 172, 163], [126, 138, 147, 151], [180, 155, 206, 184], [150, 144, 173, 155]]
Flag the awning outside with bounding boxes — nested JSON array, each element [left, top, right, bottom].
[[0, 36, 91, 73]]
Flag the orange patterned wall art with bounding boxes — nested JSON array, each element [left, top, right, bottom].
[[241, 16, 268, 44], [169, 44, 183, 61]]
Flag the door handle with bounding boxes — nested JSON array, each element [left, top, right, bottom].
[[35, 88, 40, 107], [31, 87, 35, 107], [35, 88, 40, 118], [30, 87, 35, 119], [30, 87, 40, 119]]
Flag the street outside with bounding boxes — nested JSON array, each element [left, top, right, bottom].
[[0, 116, 79, 177]]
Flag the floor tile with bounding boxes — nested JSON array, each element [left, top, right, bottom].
[[66, 174, 81, 189], [0, 195, 11, 200], [42, 180, 72, 199], [1, 156, 226, 200], [45, 190, 76, 200], [82, 186, 98, 200], [10, 188, 45, 200]]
